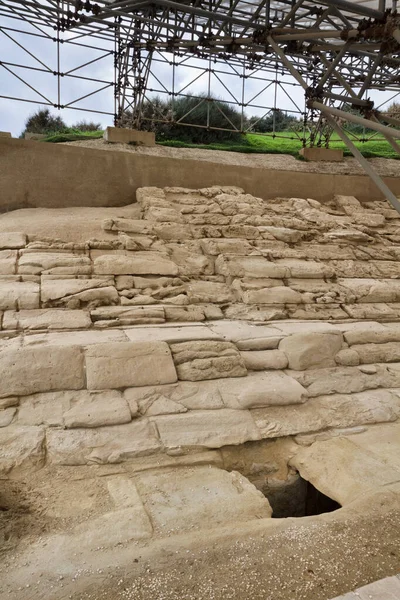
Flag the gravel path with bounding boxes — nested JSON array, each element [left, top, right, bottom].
[[62, 138, 400, 177]]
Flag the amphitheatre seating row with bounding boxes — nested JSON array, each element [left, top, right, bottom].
[[1, 186, 400, 476], [0, 186, 400, 326]]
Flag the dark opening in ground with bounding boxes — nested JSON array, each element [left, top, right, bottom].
[[265, 475, 341, 518]]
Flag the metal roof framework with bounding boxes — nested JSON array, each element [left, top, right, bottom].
[[1, 0, 400, 210]]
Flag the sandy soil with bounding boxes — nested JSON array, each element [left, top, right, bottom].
[[62, 138, 400, 178]]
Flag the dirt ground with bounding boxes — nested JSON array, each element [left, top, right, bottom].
[[62, 138, 400, 178], [1, 468, 400, 600]]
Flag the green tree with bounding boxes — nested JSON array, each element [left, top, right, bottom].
[[22, 108, 67, 136]]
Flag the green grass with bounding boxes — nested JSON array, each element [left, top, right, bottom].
[[161, 132, 400, 160], [41, 130, 104, 143], [41, 128, 400, 159]]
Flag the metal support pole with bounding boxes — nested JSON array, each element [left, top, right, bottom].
[[324, 113, 400, 214]]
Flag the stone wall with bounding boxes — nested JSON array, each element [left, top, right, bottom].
[[2, 137, 400, 210], [1, 185, 400, 476]]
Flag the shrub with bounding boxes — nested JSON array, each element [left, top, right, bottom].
[[70, 120, 102, 131], [248, 109, 300, 133], [22, 108, 67, 136], [125, 95, 246, 144]]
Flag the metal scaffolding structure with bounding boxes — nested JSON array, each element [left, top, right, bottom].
[[1, 0, 400, 209]]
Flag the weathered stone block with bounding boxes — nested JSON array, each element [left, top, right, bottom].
[[46, 419, 160, 465], [299, 147, 343, 161], [219, 371, 308, 409], [93, 252, 178, 276], [279, 332, 343, 370], [104, 126, 155, 146], [0, 250, 17, 274], [3, 309, 91, 331], [63, 390, 132, 428], [0, 426, 45, 474], [240, 350, 288, 371], [352, 342, 400, 364], [0, 345, 84, 397], [0, 232, 26, 249], [0, 281, 39, 309], [153, 409, 261, 449], [18, 252, 91, 275], [215, 255, 289, 278], [85, 341, 177, 389]]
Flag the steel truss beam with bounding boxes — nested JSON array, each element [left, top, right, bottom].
[[1, 0, 400, 210]]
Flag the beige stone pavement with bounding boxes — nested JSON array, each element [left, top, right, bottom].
[[332, 574, 400, 599]]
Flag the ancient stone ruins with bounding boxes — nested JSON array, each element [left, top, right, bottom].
[[1, 184, 400, 599]]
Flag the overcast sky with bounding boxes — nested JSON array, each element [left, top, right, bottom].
[[1, 11, 399, 137]]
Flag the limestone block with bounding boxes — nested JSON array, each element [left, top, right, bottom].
[[63, 391, 132, 428], [208, 321, 283, 350], [170, 340, 247, 381], [200, 239, 254, 255], [341, 278, 400, 304], [220, 225, 260, 239], [343, 303, 399, 321], [277, 259, 334, 279], [153, 223, 193, 241], [168, 244, 213, 276], [18, 252, 91, 275], [91, 306, 165, 326], [186, 281, 233, 304], [124, 324, 221, 344], [104, 126, 155, 146], [215, 255, 289, 278], [224, 304, 287, 322], [74, 506, 153, 548], [85, 341, 177, 390], [124, 380, 224, 412], [299, 147, 343, 161], [218, 371, 308, 409], [252, 389, 400, 439], [17, 392, 70, 427], [0, 426, 45, 474], [0, 232, 26, 250], [294, 426, 367, 446], [153, 409, 261, 449], [352, 212, 386, 227], [0, 407, 16, 427], [102, 218, 153, 234], [136, 186, 165, 202], [0, 345, 84, 398], [135, 467, 271, 534], [259, 226, 301, 243], [2, 309, 91, 331], [352, 342, 400, 364], [22, 329, 129, 347], [0, 250, 17, 274], [164, 306, 206, 322], [335, 348, 360, 366], [290, 364, 399, 398], [0, 397, 18, 409], [41, 279, 115, 303], [46, 419, 161, 465], [146, 207, 184, 223], [243, 287, 302, 304], [0, 281, 39, 309], [344, 323, 400, 345], [279, 332, 343, 370], [323, 229, 372, 244], [93, 252, 178, 276], [240, 350, 288, 371]]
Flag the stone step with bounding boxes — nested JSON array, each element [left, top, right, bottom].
[[331, 575, 400, 600]]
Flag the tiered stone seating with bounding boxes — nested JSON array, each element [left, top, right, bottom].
[[1, 186, 400, 474]]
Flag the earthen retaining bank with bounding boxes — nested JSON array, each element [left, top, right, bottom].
[[1, 137, 400, 210]]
